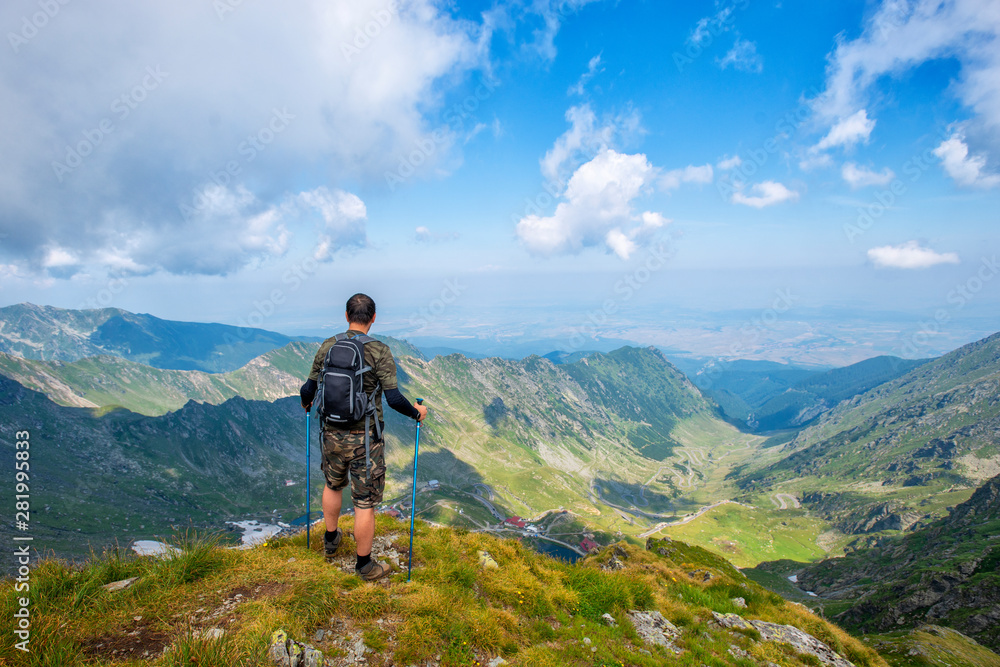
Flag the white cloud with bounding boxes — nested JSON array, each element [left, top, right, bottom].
[[414, 226, 460, 243], [516, 148, 669, 260], [731, 181, 799, 208], [42, 247, 79, 269], [842, 162, 896, 188], [690, 7, 734, 46], [0, 0, 486, 276], [814, 110, 876, 151], [660, 164, 714, 190], [812, 0, 1000, 150], [798, 153, 834, 171], [716, 38, 764, 73], [568, 53, 604, 96], [868, 241, 960, 268], [539, 104, 640, 185], [717, 155, 742, 170], [510, 0, 604, 61], [298, 187, 367, 229], [933, 133, 1000, 188]]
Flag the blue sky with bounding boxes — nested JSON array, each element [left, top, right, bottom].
[[1, 0, 998, 363]]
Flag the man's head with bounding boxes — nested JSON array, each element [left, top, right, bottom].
[[346, 293, 376, 326]]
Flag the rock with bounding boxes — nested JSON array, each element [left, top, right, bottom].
[[487, 658, 507, 667], [303, 647, 323, 667], [268, 630, 290, 666], [732, 597, 747, 609], [288, 641, 303, 667], [601, 613, 617, 627], [712, 612, 753, 631], [583, 637, 591, 645], [627, 610, 682, 653], [205, 627, 225, 640], [478, 550, 499, 569], [103, 577, 139, 592], [312, 629, 325, 643], [728, 645, 752, 660], [602, 555, 625, 571], [712, 612, 856, 667]]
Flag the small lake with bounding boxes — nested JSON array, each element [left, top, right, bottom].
[[528, 539, 582, 563]]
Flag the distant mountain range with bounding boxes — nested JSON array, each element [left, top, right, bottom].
[[685, 356, 928, 432], [0, 302, 316, 372]]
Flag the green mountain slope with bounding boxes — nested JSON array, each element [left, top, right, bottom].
[[0, 302, 306, 372], [737, 332, 1000, 536], [796, 474, 1000, 651], [0, 375, 309, 561], [391, 346, 763, 532]]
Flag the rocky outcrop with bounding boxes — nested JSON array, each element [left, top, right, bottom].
[[627, 610, 682, 654], [712, 612, 856, 667]]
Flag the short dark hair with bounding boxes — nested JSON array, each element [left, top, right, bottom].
[[346, 293, 376, 325]]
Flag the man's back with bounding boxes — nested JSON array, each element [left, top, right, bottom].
[[308, 331, 399, 428]]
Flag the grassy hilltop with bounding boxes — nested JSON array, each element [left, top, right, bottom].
[[0, 518, 885, 667]]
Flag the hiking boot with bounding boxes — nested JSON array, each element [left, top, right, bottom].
[[355, 558, 392, 581], [324, 531, 342, 562]]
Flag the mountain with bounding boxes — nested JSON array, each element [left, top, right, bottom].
[[795, 474, 1000, 651], [689, 356, 927, 432], [736, 332, 1000, 538], [392, 346, 748, 527], [0, 334, 423, 416], [0, 302, 310, 372]]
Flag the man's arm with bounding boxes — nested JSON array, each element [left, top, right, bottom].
[[373, 344, 427, 421], [384, 387, 426, 421], [300, 378, 317, 410], [300, 342, 329, 411]]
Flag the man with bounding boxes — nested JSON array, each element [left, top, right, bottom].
[[300, 293, 427, 581]]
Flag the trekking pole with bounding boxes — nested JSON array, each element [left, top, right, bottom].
[[305, 408, 311, 550], [407, 398, 424, 582]]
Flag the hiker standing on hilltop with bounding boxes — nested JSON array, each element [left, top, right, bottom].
[[300, 293, 427, 581]]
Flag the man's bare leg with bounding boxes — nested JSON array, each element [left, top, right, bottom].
[[323, 486, 342, 532], [354, 507, 375, 556]]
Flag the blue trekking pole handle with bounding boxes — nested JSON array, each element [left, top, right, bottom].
[[407, 398, 424, 582], [305, 408, 311, 550]]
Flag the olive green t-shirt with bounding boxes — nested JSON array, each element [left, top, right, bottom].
[[309, 330, 398, 427]]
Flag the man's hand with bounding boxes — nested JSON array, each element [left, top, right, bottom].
[[414, 402, 428, 422], [302, 402, 312, 412]]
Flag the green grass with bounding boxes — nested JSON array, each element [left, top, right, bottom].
[[0, 519, 887, 667], [866, 626, 1000, 667], [659, 504, 828, 568]]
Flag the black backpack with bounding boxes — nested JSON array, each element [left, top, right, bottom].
[[316, 332, 382, 476]]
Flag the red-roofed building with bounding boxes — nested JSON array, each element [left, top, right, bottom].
[[580, 538, 600, 553], [504, 516, 526, 528]]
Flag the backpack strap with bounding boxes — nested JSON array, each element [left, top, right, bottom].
[[343, 332, 380, 478]]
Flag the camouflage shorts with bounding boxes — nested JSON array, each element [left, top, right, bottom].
[[320, 428, 386, 510]]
